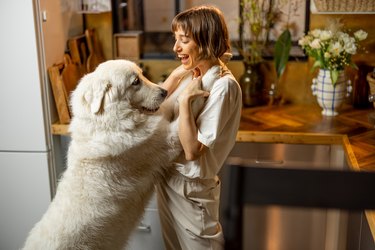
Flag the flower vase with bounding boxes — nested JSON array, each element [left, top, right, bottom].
[[240, 62, 264, 107], [312, 69, 352, 116]]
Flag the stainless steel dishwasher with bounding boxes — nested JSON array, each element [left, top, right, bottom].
[[219, 142, 375, 250]]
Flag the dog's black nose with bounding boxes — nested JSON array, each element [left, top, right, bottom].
[[160, 88, 168, 98]]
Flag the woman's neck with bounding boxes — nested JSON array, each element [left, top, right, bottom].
[[195, 58, 220, 76]]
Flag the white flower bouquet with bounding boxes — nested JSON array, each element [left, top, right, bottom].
[[298, 27, 367, 85]]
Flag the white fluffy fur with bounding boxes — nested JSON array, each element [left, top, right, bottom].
[[23, 60, 181, 250]]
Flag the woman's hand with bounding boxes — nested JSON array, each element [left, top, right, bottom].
[[178, 75, 209, 104], [161, 65, 191, 96], [171, 65, 190, 79]]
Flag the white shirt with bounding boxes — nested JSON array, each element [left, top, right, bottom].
[[173, 69, 242, 179]]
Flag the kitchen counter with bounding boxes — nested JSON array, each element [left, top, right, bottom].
[[236, 104, 375, 243], [237, 104, 375, 172], [51, 103, 375, 242]]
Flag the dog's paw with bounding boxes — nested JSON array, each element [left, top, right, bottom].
[[159, 97, 178, 122], [166, 120, 182, 159]]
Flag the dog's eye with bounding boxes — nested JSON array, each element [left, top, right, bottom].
[[132, 77, 140, 86]]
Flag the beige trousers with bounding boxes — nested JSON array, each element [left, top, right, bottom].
[[156, 173, 224, 250]]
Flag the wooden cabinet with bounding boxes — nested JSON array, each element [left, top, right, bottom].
[[220, 142, 375, 250], [113, 31, 143, 60]]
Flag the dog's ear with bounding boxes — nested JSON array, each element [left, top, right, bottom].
[[86, 82, 112, 114]]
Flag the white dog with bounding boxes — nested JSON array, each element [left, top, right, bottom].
[[23, 60, 182, 250]]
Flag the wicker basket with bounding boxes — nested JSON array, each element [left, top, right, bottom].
[[314, 0, 375, 12], [367, 72, 375, 109]]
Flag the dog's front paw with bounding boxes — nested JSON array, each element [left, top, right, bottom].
[[159, 98, 178, 122], [166, 120, 182, 160]]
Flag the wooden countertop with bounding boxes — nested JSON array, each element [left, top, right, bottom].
[[51, 103, 375, 241], [237, 104, 375, 172]]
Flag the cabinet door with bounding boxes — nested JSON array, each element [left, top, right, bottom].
[[0, 152, 51, 250], [360, 212, 375, 250], [126, 208, 165, 250], [0, 1, 48, 152]]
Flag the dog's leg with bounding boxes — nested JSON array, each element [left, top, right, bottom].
[[166, 119, 182, 162]]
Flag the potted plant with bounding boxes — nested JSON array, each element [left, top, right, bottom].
[[238, 0, 298, 107], [298, 20, 367, 115], [298, 25, 367, 85], [237, 0, 277, 107]]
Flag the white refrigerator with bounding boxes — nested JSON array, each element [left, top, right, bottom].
[[0, 2, 56, 249]]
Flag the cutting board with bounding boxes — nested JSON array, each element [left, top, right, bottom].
[[48, 63, 71, 124], [85, 29, 105, 73], [61, 54, 81, 103], [48, 55, 82, 124], [68, 34, 88, 76]]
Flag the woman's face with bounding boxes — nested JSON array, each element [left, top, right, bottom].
[[173, 27, 200, 71]]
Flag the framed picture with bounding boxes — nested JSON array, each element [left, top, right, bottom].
[[268, 0, 310, 42], [267, 0, 310, 59]]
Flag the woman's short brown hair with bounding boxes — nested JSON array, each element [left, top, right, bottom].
[[171, 5, 231, 60]]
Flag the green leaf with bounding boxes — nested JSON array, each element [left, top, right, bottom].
[[311, 60, 322, 73], [274, 29, 292, 79], [331, 70, 339, 85]]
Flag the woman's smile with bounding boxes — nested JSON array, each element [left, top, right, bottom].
[[178, 54, 190, 65]]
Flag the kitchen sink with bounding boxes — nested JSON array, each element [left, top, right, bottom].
[[226, 142, 344, 170], [219, 142, 375, 250]]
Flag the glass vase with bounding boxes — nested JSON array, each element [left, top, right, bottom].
[[240, 62, 264, 107]]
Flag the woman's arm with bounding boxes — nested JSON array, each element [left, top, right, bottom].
[[177, 76, 209, 160]]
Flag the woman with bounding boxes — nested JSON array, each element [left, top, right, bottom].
[[156, 5, 242, 250]]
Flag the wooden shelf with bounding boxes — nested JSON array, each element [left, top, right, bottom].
[[51, 122, 69, 136], [77, 10, 111, 14]]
